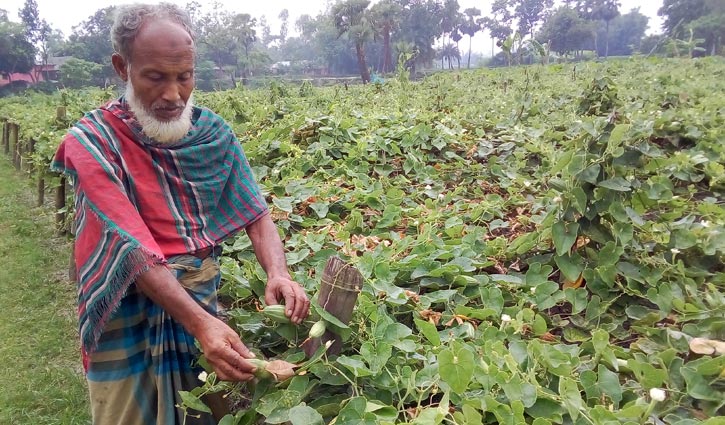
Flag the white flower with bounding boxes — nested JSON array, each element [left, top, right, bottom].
[[530, 287, 536, 294], [501, 314, 512, 323], [524, 181, 531, 188], [701, 220, 710, 228], [425, 185, 432, 190], [438, 193, 445, 200], [198, 371, 208, 382], [552, 196, 562, 204], [649, 388, 666, 402], [670, 248, 681, 255]]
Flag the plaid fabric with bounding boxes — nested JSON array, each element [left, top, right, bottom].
[[86, 254, 219, 425], [51, 98, 268, 366]]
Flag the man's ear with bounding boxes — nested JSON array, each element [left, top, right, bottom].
[[112, 53, 129, 81]]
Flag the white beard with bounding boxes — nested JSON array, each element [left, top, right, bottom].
[[125, 78, 194, 144]]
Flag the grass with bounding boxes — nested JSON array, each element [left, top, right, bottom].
[[0, 157, 90, 424]]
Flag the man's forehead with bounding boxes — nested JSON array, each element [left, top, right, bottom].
[[132, 19, 194, 56]]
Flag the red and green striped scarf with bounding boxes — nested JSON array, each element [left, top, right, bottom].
[[52, 98, 268, 366]]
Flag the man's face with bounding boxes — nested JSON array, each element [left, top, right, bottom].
[[112, 19, 195, 142]]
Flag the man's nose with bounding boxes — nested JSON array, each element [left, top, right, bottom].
[[160, 83, 182, 103]]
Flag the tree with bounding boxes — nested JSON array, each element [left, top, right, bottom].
[[538, 6, 593, 56], [196, 4, 260, 86], [659, 0, 724, 55], [437, 42, 460, 69], [500, 0, 554, 40], [439, 0, 462, 46], [332, 0, 373, 83], [371, 0, 401, 74], [279, 9, 289, 42], [0, 20, 35, 81], [596, 8, 648, 56], [578, 0, 620, 57], [59, 6, 116, 81], [59, 57, 102, 88], [460, 7, 482, 68], [394, 0, 445, 76]]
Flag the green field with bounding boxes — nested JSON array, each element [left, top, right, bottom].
[[1, 57, 724, 424], [0, 158, 89, 424]]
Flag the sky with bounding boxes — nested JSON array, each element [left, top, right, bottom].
[[4, 0, 665, 56]]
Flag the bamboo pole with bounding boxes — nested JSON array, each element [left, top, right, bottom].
[[302, 256, 363, 357], [56, 176, 66, 235]]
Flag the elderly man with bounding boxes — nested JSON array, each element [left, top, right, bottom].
[[52, 3, 309, 424]]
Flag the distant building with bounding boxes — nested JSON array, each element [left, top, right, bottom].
[[0, 56, 74, 87]]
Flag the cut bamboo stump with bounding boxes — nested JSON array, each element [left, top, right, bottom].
[[303, 256, 363, 357]]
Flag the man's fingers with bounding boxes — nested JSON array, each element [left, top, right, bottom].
[[264, 291, 280, 307], [230, 338, 255, 359], [291, 286, 309, 324], [222, 346, 256, 373], [214, 361, 255, 382]]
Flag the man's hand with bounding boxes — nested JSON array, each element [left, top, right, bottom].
[[265, 276, 310, 324], [195, 316, 258, 381]]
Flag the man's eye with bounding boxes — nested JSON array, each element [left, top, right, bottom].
[[179, 73, 193, 81], [147, 74, 163, 81]]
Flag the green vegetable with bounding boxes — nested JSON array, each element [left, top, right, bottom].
[[261, 305, 290, 324], [308, 320, 327, 338]]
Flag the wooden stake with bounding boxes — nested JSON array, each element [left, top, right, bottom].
[[11, 124, 20, 170], [303, 256, 363, 357], [27, 138, 36, 175], [56, 176, 66, 235], [1, 119, 8, 155], [56, 106, 67, 122], [37, 172, 45, 207]]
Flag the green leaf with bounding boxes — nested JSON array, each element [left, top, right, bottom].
[[571, 187, 588, 215], [309, 202, 329, 218], [438, 341, 475, 394], [500, 375, 538, 408], [564, 287, 588, 314], [178, 390, 212, 414], [598, 365, 622, 407], [597, 177, 632, 191], [552, 221, 579, 256], [337, 355, 373, 377], [558, 377, 583, 421], [289, 404, 324, 425], [555, 253, 583, 283], [336, 397, 378, 425], [415, 318, 441, 346]]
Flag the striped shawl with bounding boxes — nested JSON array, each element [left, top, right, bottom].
[[52, 98, 268, 367]]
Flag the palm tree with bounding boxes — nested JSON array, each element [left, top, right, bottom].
[[438, 43, 461, 70], [370, 0, 401, 74], [461, 7, 482, 68], [332, 0, 373, 83]]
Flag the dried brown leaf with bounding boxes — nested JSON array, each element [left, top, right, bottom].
[[265, 360, 298, 381]]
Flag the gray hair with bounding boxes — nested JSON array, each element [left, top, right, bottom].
[[111, 3, 194, 61]]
